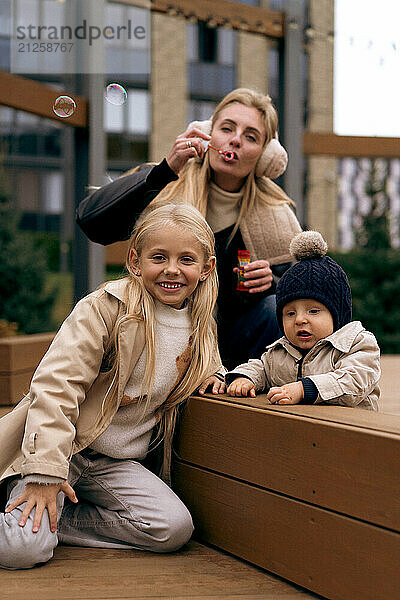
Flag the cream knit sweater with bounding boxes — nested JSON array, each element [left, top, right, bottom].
[[89, 300, 191, 459]]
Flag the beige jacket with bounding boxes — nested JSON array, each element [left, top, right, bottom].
[[227, 321, 380, 410], [0, 279, 223, 483]]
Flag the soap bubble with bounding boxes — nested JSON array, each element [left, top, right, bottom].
[[105, 83, 127, 106], [53, 95, 76, 118]]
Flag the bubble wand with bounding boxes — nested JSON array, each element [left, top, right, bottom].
[[201, 140, 236, 162]]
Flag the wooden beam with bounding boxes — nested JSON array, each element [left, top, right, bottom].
[[175, 396, 400, 532], [0, 71, 88, 128], [109, 0, 284, 37], [303, 131, 400, 158], [173, 463, 400, 600]]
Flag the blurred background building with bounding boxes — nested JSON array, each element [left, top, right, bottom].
[[0, 0, 399, 319]]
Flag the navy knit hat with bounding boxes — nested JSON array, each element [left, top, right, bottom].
[[276, 231, 352, 332]]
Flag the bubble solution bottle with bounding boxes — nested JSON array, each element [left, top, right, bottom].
[[236, 250, 251, 291]]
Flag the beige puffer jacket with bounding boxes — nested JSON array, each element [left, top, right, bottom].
[[226, 321, 380, 410]]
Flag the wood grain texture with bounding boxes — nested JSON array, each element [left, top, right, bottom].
[[175, 396, 400, 532], [173, 463, 400, 600], [303, 132, 400, 158], [108, 0, 284, 37], [0, 541, 319, 600], [0, 72, 87, 127]]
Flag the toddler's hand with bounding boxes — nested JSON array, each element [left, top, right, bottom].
[[266, 381, 304, 405], [227, 377, 256, 397], [198, 375, 226, 395]]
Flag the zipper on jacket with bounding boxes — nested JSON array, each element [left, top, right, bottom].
[[296, 357, 304, 381]]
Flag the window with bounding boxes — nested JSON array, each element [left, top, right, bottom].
[[104, 87, 150, 135]]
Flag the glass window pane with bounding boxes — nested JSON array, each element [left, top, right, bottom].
[[105, 3, 124, 47], [43, 171, 63, 214], [187, 24, 198, 61], [218, 29, 235, 66], [126, 6, 150, 50], [104, 95, 125, 132], [15, 0, 39, 27], [0, 0, 11, 35], [128, 89, 149, 134]]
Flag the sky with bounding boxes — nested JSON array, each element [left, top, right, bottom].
[[334, 0, 400, 137]]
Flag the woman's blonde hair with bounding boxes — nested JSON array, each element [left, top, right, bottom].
[[99, 203, 219, 478], [150, 88, 293, 239]]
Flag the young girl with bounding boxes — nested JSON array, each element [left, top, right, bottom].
[[0, 203, 225, 570]]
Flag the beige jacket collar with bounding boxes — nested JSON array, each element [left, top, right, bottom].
[[271, 321, 365, 358]]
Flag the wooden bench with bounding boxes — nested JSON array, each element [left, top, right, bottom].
[[173, 394, 400, 600], [0, 333, 54, 406]]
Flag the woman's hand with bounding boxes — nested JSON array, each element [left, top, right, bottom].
[[233, 259, 273, 294], [266, 381, 304, 405], [166, 126, 211, 175], [198, 375, 226, 395], [227, 377, 256, 397], [5, 481, 78, 533]]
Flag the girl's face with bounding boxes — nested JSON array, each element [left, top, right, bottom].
[[209, 103, 266, 191], [131, 225, 215, 309], [282, 299, 334, 350]]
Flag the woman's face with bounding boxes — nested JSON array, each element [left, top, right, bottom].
[[209, 103, 266, 191]]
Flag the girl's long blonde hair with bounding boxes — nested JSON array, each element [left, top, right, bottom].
[[101, 203, 219, 477], [146, 88, 293, 239]]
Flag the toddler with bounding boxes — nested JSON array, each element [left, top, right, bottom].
[[226, 231, 380, 409]]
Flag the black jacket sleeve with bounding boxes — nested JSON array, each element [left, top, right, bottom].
[[76, 159, 178, 245]]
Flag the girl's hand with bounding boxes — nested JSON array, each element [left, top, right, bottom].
[[227, 377, 256, 397], [233, 259, 273, 294], [266, 381, 304, 405], [5, 481, 78, 533], [198, 375, 226, 395], [166, 126, 211, 175]]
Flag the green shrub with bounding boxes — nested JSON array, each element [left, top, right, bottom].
[[330, 248, 400, 354], [0, 191, 57, 334]]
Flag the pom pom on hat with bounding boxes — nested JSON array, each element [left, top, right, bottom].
[[289, 230, 328, 261]]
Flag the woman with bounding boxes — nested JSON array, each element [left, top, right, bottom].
[[77, 88, 302, 369]]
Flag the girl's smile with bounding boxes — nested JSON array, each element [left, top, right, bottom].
[[132, 225, 215, 309]]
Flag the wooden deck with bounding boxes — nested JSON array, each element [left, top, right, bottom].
[[0, 541, 321, 600], [1, 355, 400, 599]]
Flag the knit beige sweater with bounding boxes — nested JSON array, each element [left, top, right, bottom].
[[206, 182, 302, 265]]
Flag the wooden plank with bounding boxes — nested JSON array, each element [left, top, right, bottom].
[[0, 541, 318, 600], [0, 371, 32, 406], [175, 397, 400, 531], [106, 240, 129, 265], [379, 355, 400, 415], [108, 0, 284, 38], [173, 463, 400, 600], [303, 132, 400, 158], [198, 392, 400, 436], [0, 333, 54, 372], [0, 71, 88, 128]]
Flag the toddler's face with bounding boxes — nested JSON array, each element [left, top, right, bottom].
[[282, 299, 334, 350], [131, 225, 215, 309]]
